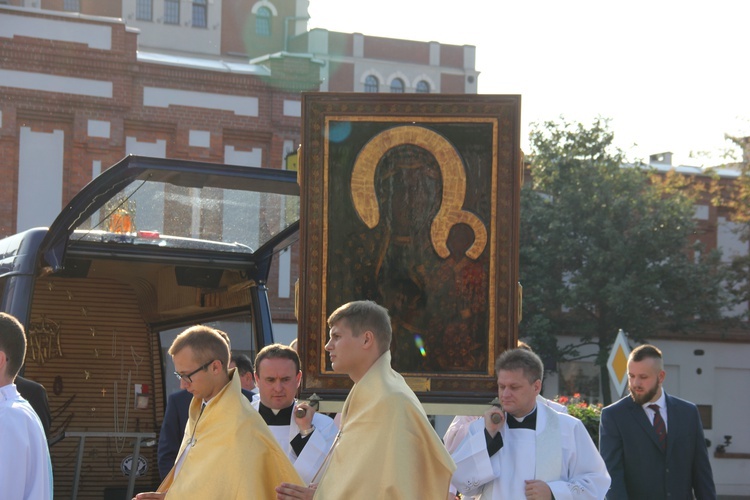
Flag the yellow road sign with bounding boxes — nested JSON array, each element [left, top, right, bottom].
[[607, 329, 631, 397]]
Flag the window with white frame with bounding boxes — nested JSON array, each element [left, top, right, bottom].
[[390, 78, 405, 93], [416, 80, 430, 93], [63, 0, 79, 12], [364, 75, 379, 93], [256, 6, 272, 36], [136, 0, 153, 21], [192, 0, 207, 28], [164, 0, 180, 25]]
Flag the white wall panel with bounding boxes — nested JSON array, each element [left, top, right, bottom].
[[0, 69, 112, 98], [17, 127, 64, 231], [143, 87, 258, 116], [0, 13, 112, 50]]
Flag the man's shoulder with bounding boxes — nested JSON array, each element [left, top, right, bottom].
[[4, 400, 43, 427], [240, 388, 255, 402], [167, 389, 193, 404], [602, 395, 635, 413], [665, 393, 699, 412], [15, 376, 45, 392]]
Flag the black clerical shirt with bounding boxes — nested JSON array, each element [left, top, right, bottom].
[[485, 408, 537, 457], [257, 402, 311, 456]]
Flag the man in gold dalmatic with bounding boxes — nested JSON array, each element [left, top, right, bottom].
[[276, 300, 456, 499], [134, 325, 303, 499]]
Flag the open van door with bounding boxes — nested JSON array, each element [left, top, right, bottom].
[[0, 155, 299, 498]]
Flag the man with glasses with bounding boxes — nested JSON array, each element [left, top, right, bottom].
[[157, 354, 256, 479], [136, 325, 302, 499]]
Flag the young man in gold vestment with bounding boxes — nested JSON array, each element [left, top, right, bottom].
[[134, 325, 303, 500], [276, 300, 456, 500]]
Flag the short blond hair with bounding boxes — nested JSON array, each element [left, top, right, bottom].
[[327, 301, 392, 354], [169, 325, 230, 368]]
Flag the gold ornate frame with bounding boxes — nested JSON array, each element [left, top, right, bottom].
[[297, 93, 521, 405]]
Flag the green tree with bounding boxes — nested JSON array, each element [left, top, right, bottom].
[[712, 134, 750, 320], [519, 118, 728, 405]]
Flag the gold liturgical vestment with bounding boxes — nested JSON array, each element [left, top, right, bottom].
[[314, 352, 455, 499], [158, 369, 303, 498]]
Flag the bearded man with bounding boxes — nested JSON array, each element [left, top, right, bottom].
[[599, 344, 716, 500]]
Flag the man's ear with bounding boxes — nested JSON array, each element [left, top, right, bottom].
[[533, 379, 542, 395], [361, 330, 375, 350], [0, 351, 7, 382]]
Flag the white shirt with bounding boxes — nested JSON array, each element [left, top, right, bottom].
[[0, 383, 53, 500]]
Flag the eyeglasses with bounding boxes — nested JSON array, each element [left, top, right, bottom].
[[174, 360, 215, 384]]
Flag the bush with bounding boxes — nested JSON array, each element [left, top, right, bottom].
[[555, 394, 602, 447]]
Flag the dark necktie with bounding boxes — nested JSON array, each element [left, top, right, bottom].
[[649, 404, 667, 451]]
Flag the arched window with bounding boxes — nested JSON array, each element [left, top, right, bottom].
[[256, 6, 272, 37], [364, 75, 379, 93], [390, 78, 405, 93], [416, 80, 430, 93]]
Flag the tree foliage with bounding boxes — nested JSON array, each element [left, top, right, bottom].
[[519, 118, 729, 404], [711, 135, 750, 318]]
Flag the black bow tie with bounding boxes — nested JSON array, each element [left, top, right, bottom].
[[507, 409, 537, 430]]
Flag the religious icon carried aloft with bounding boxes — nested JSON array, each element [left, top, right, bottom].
[[297, 93, 522, 405]]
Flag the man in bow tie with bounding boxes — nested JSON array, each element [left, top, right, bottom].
[[451, 348, 611, 499]]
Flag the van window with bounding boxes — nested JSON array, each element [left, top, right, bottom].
[[159, 315, 254, 396]]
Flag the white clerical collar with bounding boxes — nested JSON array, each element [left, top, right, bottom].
[[513, 405, 538, 422]]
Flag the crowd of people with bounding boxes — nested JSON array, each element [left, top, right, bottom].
[[0, 301, 716, 499]]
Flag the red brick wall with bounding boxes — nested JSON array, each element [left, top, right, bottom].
[[328, 62, 355, 92], [441, 73, 466, 93], [0, 9, 308, 239], [363, 36, 430, 65], [327, 31, 353, 58], [440, 43, 465, 69], [0, 105, 19, 236]]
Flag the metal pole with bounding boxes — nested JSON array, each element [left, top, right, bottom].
[[126, 437, 143, 499], [71, 435, 86, 500]]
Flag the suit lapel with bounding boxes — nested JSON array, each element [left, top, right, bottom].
[[664, 393, 677, 454], [627, 397, 664, 452]]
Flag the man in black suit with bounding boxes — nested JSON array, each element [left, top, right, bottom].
[[599, 344, 716, 499], [15, 375, 52, 438], [157, 385, 256, 479]]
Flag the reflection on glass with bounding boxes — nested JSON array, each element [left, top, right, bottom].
[[73, 178, 299, 254]]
